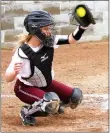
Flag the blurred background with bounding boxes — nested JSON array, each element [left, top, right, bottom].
[[1, 0, 108, 49]]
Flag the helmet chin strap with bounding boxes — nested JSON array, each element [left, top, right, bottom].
[[35, 35, 43, 43], [35, 29, 46, 41]]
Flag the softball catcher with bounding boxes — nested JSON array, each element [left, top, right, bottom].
[[5, 4, 95, 126]]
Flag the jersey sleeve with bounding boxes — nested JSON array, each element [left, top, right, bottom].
[[53, 35, 69, 48], [5, 49, 22, 73]]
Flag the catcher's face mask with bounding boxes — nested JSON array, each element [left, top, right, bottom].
[[39, 24, 57, 47], [40, 25, 55, 37]]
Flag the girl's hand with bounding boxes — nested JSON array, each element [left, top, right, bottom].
[[14, 63, 23, 74]]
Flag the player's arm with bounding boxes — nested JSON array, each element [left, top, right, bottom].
[[5, 49, 23, 82], [56, 4, 96, 45], [56, 25, 86, 45], [5, 70, 17, 82], [5, 61, 23, 82]]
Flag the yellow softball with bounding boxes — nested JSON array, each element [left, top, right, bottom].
[[76, 7, 86, 17]]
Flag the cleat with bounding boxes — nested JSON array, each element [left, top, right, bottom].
[[19, 106, 36, 126]]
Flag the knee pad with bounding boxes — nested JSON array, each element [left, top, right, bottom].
[[69, 88, 83, 109], [41, 92, 60, 114]]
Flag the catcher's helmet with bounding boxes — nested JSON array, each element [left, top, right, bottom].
[[24, 10, 55, 47]]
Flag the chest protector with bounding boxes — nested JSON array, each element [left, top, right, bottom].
[[18, 44, 54, 88]]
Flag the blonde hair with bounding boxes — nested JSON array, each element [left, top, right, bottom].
[[13, 34, 32, 52]]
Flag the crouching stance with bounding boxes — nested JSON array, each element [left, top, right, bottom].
[[5, 4, 95, 126], [14, 79, 83, 126], [19, 90, 82, 126]]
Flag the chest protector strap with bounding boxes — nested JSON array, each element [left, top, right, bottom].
[[20, 44, 37, 61]]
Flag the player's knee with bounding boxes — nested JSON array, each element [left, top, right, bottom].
[[25, 92, 60, 117], [69, 88, 83, 109], [42, 92, 60, 114]]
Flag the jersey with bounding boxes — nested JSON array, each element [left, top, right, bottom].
[[6, 35, 69, 87]]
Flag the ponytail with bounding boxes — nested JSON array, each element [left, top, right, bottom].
[[13, 34, 32, 52]]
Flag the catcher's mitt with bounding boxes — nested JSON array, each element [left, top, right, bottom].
[[72, 4, 96, 27]]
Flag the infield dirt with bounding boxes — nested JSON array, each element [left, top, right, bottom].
[[1, 40, 108, 132]]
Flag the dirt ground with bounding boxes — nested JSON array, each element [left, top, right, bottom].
[[1, 40, 109, 132]]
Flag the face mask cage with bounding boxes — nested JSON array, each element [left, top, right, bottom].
[[40, 23, 58, 47], [42, 35, 55, 47]]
